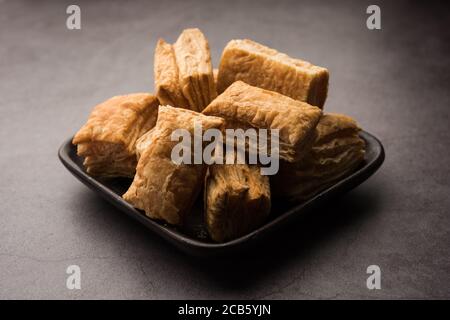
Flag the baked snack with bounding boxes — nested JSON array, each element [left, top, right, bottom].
[[123, 105, 224, 225], [69, 27, 372, 242], [72, 93, 159, 178], [217, 39, 329, 108], [174, 28, 217, 111], [272, 113, 366, 201], [202, 81, 322, 162], [205, 164, 271, 242], [154, 28, 216, 111], [154, 39, 189, 108]]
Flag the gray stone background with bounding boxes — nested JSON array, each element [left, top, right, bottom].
[[0, 0, 449, 299]]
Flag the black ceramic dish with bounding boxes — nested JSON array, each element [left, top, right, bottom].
[[58, 131, 384, 256]]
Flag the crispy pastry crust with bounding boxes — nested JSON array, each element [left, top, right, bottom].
[[135, 128, 155, 161], [272, 113, 366, 201], [205, 164, 271, 242], [122, 105, 224, 225], [202, 81, 322, 162], [217, 39, 329, 108], [154, 39, 189, 108], [173, 28, 217, 111], [72, 93, 159, 177]]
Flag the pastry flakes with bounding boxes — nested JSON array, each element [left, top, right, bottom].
[[205, 164, 271, 242], [154, 39, 189, 108], [217, 39, 329, 108], [272, 113, 366, 201], [202, 81, 322, 162], [72, 93, 159, 178], [135, 127, 155, 161], [154, 28, 217, 111], [123, 105, 224, 225]]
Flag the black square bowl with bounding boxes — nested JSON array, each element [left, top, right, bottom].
[[58, 131, 384, 256]]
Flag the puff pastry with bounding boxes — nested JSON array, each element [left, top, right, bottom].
[[72, 93, 159, 177], [205, 163, 271, 242], [154, 28, 217, 111], [202, 81, 322, 162], [154, 39, 189, 108], [122, 105, 224, 225], [272, 113, 366, 201], [135, 127, 155, 161], [217, 39, 329, 108], [173, 28, 217, 111]]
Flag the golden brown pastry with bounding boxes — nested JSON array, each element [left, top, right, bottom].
[[123, 105, 224, 225], [154, 39, 189, 108], [217, 39, 329, 108], [173, 28, 217, 111], [154, 28, 216, 111], [135, 128, 155, 161], [202, 81, 322, 162], [72, 93, 159, 178], [272, 113, 366, 201], [205, 164, 271, 242]]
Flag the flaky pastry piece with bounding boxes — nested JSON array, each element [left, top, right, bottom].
[[154, 28, 217, 111], [272, 113, 366, 201], [202, 81, 322, 162], [154, 39, 189, 108], [123, 105, 224, 225], [205, 163, 271, 242], [72, 93, 159, 178], [173, 28, 217, 111], [217, 39, 329, 108]]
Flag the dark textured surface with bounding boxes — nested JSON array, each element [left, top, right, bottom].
[[0, 0, 449, 299]]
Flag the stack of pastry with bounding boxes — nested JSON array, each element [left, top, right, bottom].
[[72, 28, 366, 242], [154, 28, 217, 111], [205, 162, 271, 242], [123, 105, 224, 225], [217, 39, 329, 108], [72, 93, 159, 178], [272, 113, 366, 201], [202, 81, 322, 162]]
